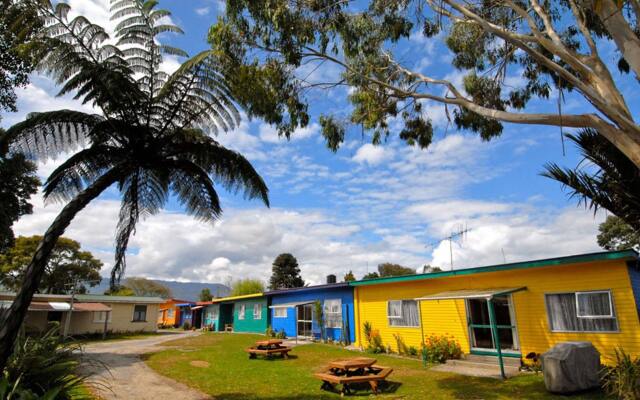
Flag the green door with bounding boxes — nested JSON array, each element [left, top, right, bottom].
[[467, 296, 520, 356]]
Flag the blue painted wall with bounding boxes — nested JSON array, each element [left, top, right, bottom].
[[177, 304, 194, 326], [269, 285, 355, 343], [627, 263, 640, 323]]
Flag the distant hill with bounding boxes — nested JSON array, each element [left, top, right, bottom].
[[88, 279, 230, 302]]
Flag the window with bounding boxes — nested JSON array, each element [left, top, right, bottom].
[[238, 304, 246, 320], [324, 299, 342, 328], [274, 307, 287, 318], [167, 308, 174, 318], [253, 304, 262, 320], [387, 300, 419, 327], [133, 305, 147, 322], [546, 291, 617, 332], [576, 291, 614, 318], [93, 311, 111, 323]]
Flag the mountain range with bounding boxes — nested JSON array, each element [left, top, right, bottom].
[[87, 279, 230, 302]]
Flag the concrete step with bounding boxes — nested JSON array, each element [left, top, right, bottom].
[[464, 354, 522, 367], [446, 359, 520, 372], [431, 363, 520, 379]]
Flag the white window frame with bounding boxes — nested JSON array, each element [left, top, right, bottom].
[[273, 307, 287, 318], [387, 300, 403, 321], [253, 303, 262, 320], [544, 291, 619, 333], [93, 311, 111, 323], [323, 299, 342, 329], [387, 300, 419, 327], [575, 290, 615, 318], [167, 308, 174, 318], [238, 304, 246, 320], [132, 304, 147, 322]]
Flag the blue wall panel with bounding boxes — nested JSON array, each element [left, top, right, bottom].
[[627, 263, 640, 323], [269, 286, 355, 343]]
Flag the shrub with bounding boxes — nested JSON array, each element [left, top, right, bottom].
[[182, 321, 191, 330], [408, 346, 418, 357], [363, 321, 373, 346], [524, 352, 542, 374], [265, 326, 275, 338], [601, 348, 640, 400], [393, 333, 409, 355], [276, 329, 286, 339], [3, 323, 96, 399], [422, 334, 462, 364]]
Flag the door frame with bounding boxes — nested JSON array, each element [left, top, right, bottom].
[[465, 294, 521, 357], [296, 304, 313, 338]]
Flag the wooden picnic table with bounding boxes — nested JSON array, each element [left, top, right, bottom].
[[245, 338, 292, 359], [314, 357, 393, 396]]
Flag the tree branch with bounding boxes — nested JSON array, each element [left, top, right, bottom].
[[595, 0, 640, 80]]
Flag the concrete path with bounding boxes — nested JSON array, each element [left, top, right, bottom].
[[84, 331, 211, 400]]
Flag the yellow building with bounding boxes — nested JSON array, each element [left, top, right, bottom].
[[352, 250, 640, 365]]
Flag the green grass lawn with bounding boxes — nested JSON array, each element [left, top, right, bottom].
[[145, 333, 607, 400]]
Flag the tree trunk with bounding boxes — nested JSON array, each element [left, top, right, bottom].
[[596, 0, 640, 81], [0, 168, 123, 371]]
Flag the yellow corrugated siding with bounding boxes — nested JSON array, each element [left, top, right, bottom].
[[354, 260, 640, 364]]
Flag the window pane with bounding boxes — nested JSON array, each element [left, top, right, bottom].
[[274, 308, 287, 318], [388, 300, 419, 326], [133, 305, 147, 322], [577, 292, 612, 317], [324, 299, 342, 328], [546, 293, 617, 332]]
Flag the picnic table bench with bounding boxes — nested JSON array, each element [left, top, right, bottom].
[[314, 357, 393, 396], [244, 339, 292, 359]]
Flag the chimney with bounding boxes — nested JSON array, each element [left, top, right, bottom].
[[326, 274, 337, 284]]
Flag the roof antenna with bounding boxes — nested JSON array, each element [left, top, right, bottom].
[[429, 223, 472, 270], [501, 248, 507, 264]]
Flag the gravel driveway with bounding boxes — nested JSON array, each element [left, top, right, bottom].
[[84, 332, 210, 400]]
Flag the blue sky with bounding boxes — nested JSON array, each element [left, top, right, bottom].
[[6, 0, 632, 285]]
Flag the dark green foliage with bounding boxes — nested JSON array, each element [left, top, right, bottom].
[[362, 272, 379, 280], [0, 134, 39, 253], [199, 288, 213, 301], [377, 262, 415, 277], [543, 129, 640, 232], [343, 270, 356, 282], [268, 253, 304, 290], [182, 321, 191, 330], [601, 348, 640, 400], [0, 235, 102, 294], [597, 216, 640, 251], [205, 0, 634, 154], [3, 324, 95, 399], [2, 0, 269, 290], [0, 0, 42, 120]]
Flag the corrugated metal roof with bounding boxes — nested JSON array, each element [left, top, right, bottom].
[[264, 282, 350, 296], [350, 250, 638, 287], [415, 287, 526, 301]]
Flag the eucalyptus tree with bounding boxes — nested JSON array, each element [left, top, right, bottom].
[[0, 0, 269, 369], [208, 1, 640, 168]]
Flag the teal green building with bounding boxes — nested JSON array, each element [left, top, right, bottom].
[[204, 293, 268, 333]]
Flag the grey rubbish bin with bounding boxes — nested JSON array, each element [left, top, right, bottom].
[[541, 342, 601, 394]]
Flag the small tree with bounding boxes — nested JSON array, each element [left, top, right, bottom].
[[199, 288, 213, 302], [343, 271, 356, 282], [597, 216, 640, 251], [314, 300, 324, 342], [231, 278, 265, 296], [268, 253, 304, 290], [377, 263, 415, 277], [362, 272, 380, 280], [0, 236, 102, 294]]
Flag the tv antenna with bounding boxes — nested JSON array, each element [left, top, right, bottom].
[[428, 224, 472, 270]]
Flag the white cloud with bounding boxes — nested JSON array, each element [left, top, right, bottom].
[[195, 7, 210, 16], [352, 144, 395, 166]]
